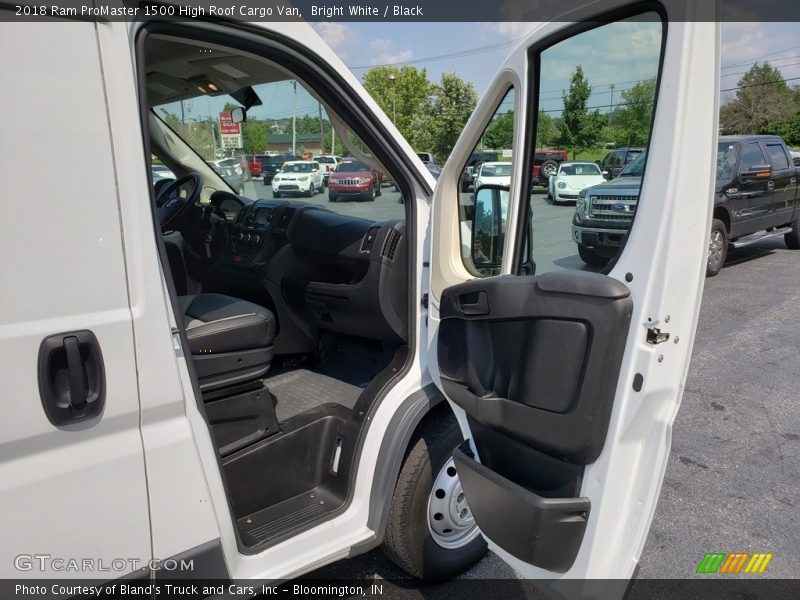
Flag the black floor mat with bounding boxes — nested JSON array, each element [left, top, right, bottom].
[[267, 369, 362, 422]]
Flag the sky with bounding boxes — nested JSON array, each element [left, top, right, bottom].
[[166, 21, 800, 124]]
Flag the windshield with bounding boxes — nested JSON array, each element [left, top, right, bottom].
[[281, 163, 314, 173], [481, 164, 512, 177], [619, 152, 647, 177], [716, 141, 739, 181], [337, 161, 369, 172], [316, 157, 336, 164], [560, 163, 601, 176]]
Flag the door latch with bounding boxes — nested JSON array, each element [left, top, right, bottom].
[[646, 327, 670, 345]]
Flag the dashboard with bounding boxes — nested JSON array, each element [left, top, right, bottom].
[[204, 197, 408, 348]]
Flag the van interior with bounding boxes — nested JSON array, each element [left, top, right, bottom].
[[141, 31, 411, 551]]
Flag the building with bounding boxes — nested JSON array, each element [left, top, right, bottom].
[[264, 133, 323, 155]]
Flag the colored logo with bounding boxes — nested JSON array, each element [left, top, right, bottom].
[[611, 202, 627, 211], [696, 552, 773, 574]]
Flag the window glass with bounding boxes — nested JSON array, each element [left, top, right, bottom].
[[457, 87, 515, 276], [151, 47, 402, 221], [740, 143, 767, 171], [765, 144, 789, 170], [526, 13, 663, 274]]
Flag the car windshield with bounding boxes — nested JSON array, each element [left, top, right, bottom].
[[716, 141, 739, 181], [559, 163, 601, 176], [619, 152, 647, 177], [281, 163, 313, 173], [337, 161, 369, 172], [481, 164, 512, 177], [316, 157, 335, 163]]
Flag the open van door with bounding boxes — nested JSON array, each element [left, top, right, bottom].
[[428, 1, 719, 580]]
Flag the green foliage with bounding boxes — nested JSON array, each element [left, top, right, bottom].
[[483, 111, 514, 149], [556, 66, 602, 158], [613, 80, 656, 146], [535, 111, 557, 149], [719, 63, 797, 136], [362, 65, 432, 148], [424, 72, 478, 160]]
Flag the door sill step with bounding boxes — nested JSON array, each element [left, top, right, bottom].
[[731, 227, 790, 248], [238, 487, 342, 548]]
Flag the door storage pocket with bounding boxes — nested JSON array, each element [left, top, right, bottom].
[[453, 443, 590, 572]]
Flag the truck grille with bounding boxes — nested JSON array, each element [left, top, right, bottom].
[[588, 195, 638, 222], [335, 178, 363, 186]]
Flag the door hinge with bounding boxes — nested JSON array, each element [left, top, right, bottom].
[[421, 293, 429, 309], [646, 327, 670, 345]]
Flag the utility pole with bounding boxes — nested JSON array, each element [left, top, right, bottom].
[[609, 83, 615, 128], [292, 80, 297, 156], [318, 102, 325, 154]]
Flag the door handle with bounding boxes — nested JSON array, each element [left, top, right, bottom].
[[38, 330, 105, 425], [458, 291, 490, 316]]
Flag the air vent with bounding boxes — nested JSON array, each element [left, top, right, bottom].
[[360, 226, 381, 253], [381, 228, 402, 260]]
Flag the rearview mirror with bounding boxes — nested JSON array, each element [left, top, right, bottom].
[[471, 185, 509, 276], [231, 107, 246, 123]]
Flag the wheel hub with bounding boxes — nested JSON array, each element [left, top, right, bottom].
[[427, 457, 481, 549]]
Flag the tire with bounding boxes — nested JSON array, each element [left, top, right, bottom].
[[365, 187, 376, 202], [305, 185, 313, 198], [706, 218, 729, 277], [578, 244, 609, 267], [273, 191, 281, 199], [785, 217, 800, 249], [375, 181, 382, 197], [381, 412, 487, 580], [540, 159, 558, 178], [328, 193, 337, 202]]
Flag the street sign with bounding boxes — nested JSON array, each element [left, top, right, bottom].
[[219, 111, 242, 149]]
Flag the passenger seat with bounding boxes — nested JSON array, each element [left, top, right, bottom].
[[179, 293, 276, 391]]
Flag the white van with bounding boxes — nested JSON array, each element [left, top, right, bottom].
[[0, 0, 719, 588]]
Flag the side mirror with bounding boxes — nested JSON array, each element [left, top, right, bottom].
[[230, 107, 246, 123], [740, 164, 772, 182], [602, 170, 610, 179], [471, 185, 509, 275]]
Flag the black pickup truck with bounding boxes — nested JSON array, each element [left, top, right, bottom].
[[571, 135, 799, 276]]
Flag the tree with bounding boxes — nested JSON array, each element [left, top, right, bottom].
[[614, 79, 656, 146], [362, 65, 432, 148], [557, 66, 601, 158], [424, 72, 478, 160], [535, 110, 557, 149], [719, 62, 796, 135], [483, 110, 514, 149]]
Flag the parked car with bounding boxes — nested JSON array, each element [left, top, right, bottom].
[[597, 147, 644, 179], [573, 136, 799, 276], [473, 161, 512, 190], [547, 161, 606, 204], [416, 152, 438, 165], [425, 163, 441, 180], [271, 160, 324, 198], [328, 159, 383, 201], [242, 154, 265, 178], [313, 154, 343, 186], [461, 151, 499, 192], [531, 149, 570, 185], [208, 158, 247, 195], [150, 164, 175, 184], [261, 153, 297, 184], [790, 149, 800, 166]]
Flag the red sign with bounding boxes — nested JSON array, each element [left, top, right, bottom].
[[218, 112, 240, 135]]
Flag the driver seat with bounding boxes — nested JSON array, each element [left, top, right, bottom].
[[179, 293, 276, 392]]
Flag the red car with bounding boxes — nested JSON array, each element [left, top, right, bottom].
[[328, 160, 383, 202], [241, 154, 264, 178]]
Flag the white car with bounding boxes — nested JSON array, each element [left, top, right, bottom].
[[271, 160, 324, 198], [313, 154, 342, 185], [473, 161, 512, 190], [791, 150, 800, 166], [0, 4, 719, 588], [547, 161, 606, 204]]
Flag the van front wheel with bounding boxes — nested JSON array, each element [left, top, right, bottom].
[[381, 412, 487, 580]]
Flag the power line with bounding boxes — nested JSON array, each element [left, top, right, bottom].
[[348, 38, 525, 70], [721, 75, 800, 92], [721, 44, 800, 69], [721, 61, 800, 78]]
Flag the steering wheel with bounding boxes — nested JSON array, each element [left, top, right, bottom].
[[156, 173, 203, 231]]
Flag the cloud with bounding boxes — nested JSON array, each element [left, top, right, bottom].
[[369, 38, 413, 66], [314, 23, 354, 58], [484, 22, 536, 41]]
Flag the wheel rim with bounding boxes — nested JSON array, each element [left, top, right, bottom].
[[542, 163, 557, 176], [427, 457, 480, 549], [708, 229, 724, 269]]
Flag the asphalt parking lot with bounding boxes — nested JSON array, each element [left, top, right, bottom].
[[247, 179, 800, 584]]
